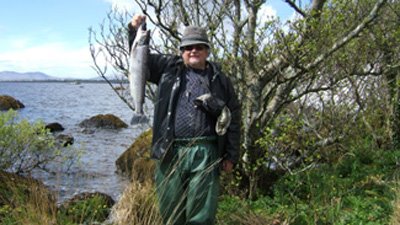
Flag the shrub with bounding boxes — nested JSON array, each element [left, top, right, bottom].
[[57, 193, 114, 224], [218, 137, 398, 225], [0, 110, 77, 174], [271, 139, 397, 224]]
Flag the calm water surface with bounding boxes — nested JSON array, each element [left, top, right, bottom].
[[0, 82, 152, 202]]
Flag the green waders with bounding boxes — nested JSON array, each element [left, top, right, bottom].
[[155, 136, 220, 225]]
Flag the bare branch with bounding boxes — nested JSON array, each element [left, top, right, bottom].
[[284, 0, 306, 17]]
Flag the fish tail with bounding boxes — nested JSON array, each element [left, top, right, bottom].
[[130, 113, 149, 125]]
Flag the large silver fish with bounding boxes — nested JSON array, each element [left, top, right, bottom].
[[129, 22, 150, 124]]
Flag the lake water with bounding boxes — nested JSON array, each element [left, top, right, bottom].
[[0, 81, 152, 202]]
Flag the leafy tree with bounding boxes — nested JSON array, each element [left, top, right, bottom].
[[89, 0, 398, 198]]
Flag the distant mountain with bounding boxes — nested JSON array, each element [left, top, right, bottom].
[[0, 71, 59, 81]]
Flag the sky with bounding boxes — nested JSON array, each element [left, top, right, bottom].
[[0, 0, 295, 79]]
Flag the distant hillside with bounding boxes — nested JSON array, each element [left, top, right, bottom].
[[0, 71, 59, 81]]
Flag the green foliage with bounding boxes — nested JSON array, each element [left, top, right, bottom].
[[219, 138, 399, 224], [257, 113, 319, 164], [233, 113, 319, 198], [273, 139, 397, 224], [57, 195, 112, 225], [0, 171, 57, 225], [217, 195, 278, 225], [0, 170, 113, 225], [0, 110, 59, 174], [0, 110, 80, 174]]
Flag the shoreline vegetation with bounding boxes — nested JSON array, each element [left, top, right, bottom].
[[1, 108, 399, 224], [1, 133, 399, 224]]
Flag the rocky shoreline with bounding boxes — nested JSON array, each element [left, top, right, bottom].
[[0, 94, 154, 224]]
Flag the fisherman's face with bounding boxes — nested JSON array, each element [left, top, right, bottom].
[[181, 44, 209, 70]]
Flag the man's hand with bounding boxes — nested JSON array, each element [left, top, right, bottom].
[[131, 15, 146, 29], [222, 160, 234, 173]]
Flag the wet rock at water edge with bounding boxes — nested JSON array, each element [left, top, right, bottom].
[[45, 122, 65, 133], [116, 128, 155, 183], [0, 95, 25, 110], [80, 128, 96, 134], [79, 114, 128, 130], [56, 134, 74, 147]]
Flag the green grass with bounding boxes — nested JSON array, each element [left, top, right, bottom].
[[217, 141, 400, 225], [57, 194, 112, 225]]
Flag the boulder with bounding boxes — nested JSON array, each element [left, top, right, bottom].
[[116, 129, 155, 183], [0, 95, 25, 111], [79, 114, 128, 129], [45, 122, 65, 132], [56, 134, 74, 147]]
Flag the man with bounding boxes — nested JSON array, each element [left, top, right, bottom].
[[128, 15, 241, 225]]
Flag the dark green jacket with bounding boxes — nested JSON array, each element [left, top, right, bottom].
[[128, 25, 241, 163]]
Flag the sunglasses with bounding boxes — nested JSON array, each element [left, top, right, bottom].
[[183, 45, 207, 51]]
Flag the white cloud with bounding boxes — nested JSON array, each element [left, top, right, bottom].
[[8, 37, 30, 49], [259, 4, 277, 24], [287, 10, 303, 23], [0, 41, 95, 78], [102, 0, 135, 13]]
